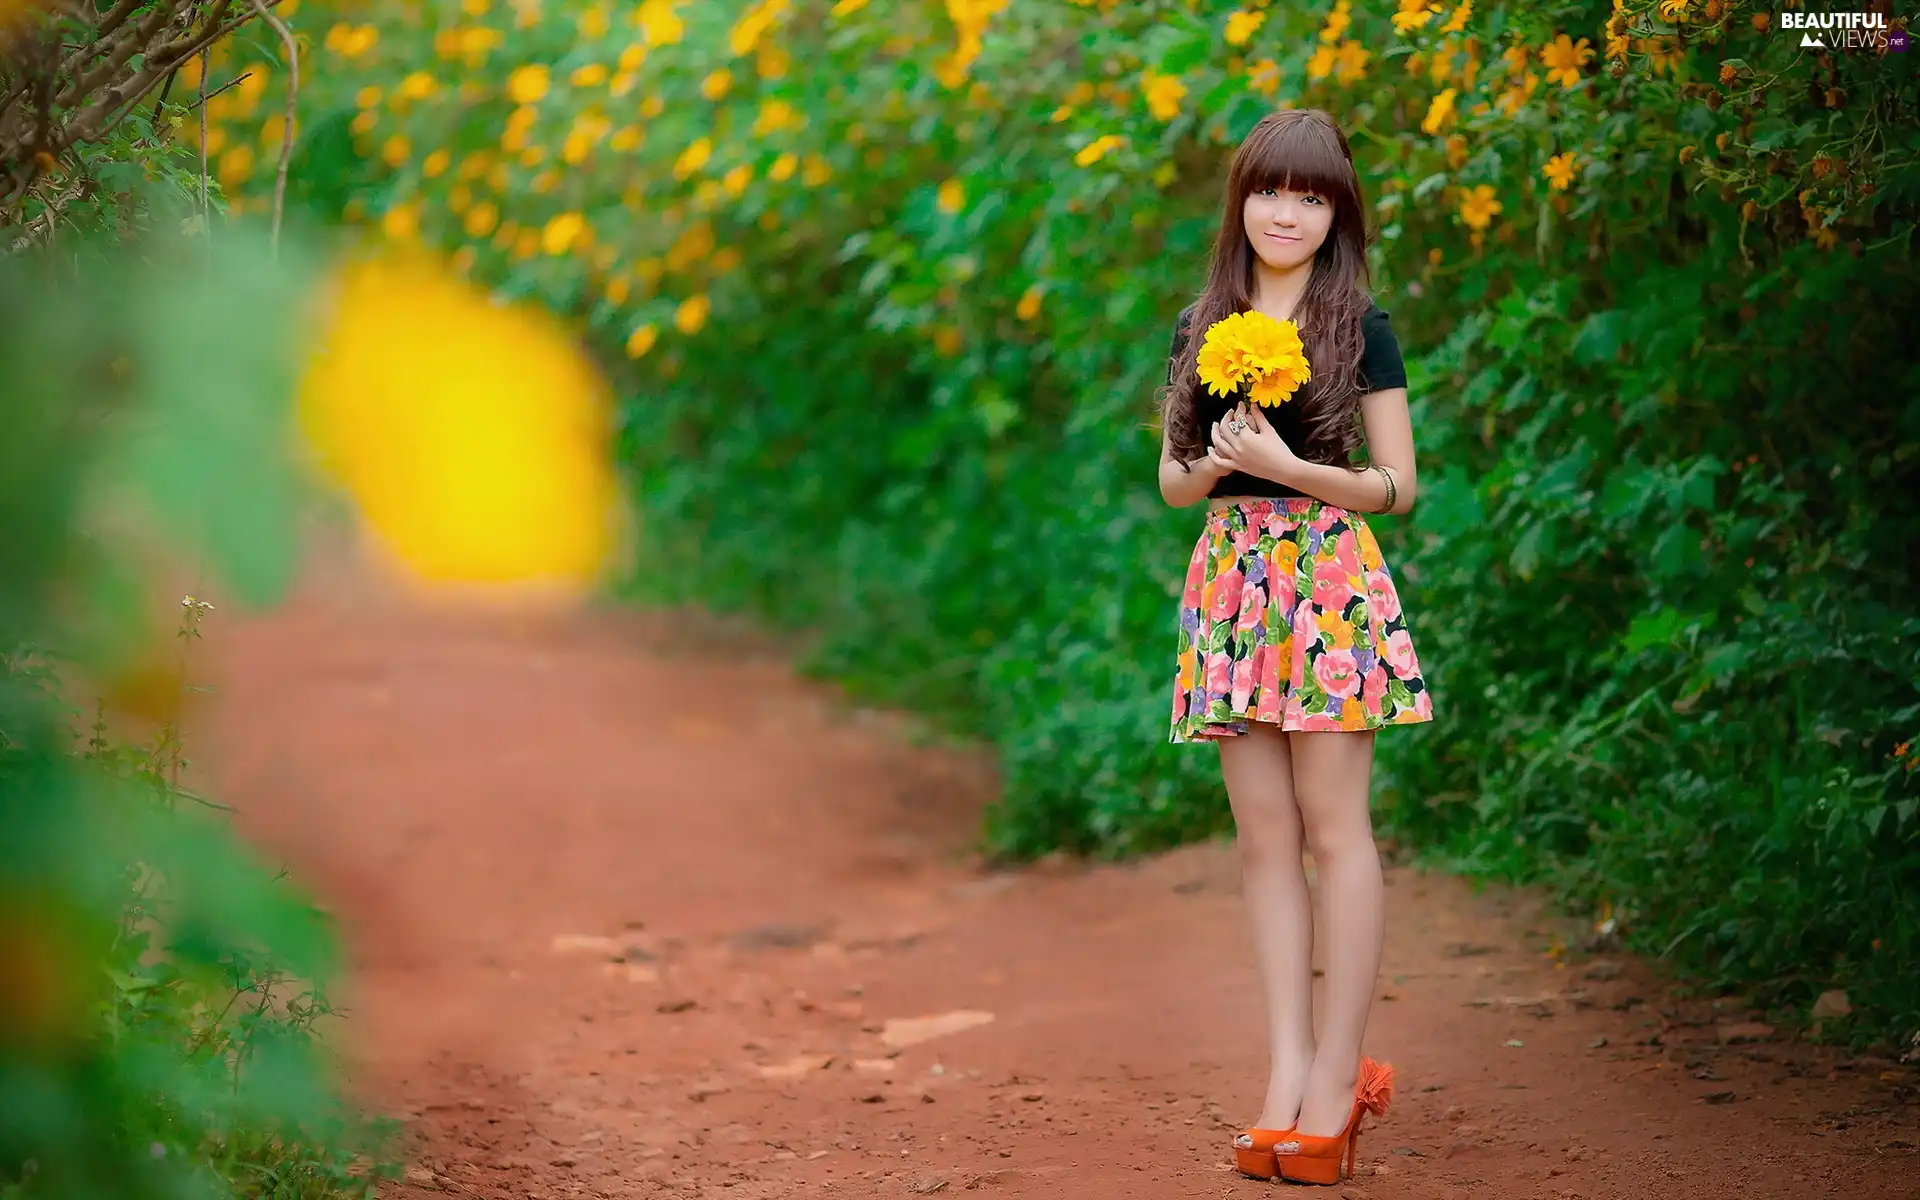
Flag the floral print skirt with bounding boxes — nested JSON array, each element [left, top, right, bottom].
[[1169, 497, 1435, 742]]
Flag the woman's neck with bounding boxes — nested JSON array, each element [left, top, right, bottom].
[[1251, 259, 1314, 322]]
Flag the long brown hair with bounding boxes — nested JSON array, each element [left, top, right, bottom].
[[1159, 108, 1374, 471]]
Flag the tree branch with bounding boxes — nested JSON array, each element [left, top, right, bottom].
[[247, 0, 296, 253]]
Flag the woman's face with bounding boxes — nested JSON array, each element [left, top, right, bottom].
[[1243, 184, 1335, 271]]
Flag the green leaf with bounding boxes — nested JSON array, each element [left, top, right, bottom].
[[1160, 29, 1212, 75], [1508, 520, 1550, 581], [1623, 606, 1688, 653], [1571, 310, 1625, 365], [1649, 523, 1700, 580]]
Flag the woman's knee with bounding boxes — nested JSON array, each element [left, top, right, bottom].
[[1300, 808, 1376, 866], [1220, 726, 1304, 859], [1233, 794, 1304, 860]]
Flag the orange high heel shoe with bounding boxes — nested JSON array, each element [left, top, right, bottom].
[[1274, 1057, 1394, 1186], [1231, 1125, 1296, 1179]]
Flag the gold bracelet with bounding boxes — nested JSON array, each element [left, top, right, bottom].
[[1371, 465, 1396, 514]]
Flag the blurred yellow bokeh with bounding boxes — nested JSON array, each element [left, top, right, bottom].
[[296, 253, 618, 588]]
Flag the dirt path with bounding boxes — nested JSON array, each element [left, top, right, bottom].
[[201, 566, 1917, 1200]]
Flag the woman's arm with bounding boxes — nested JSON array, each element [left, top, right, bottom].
[[1160, 425, 1229, 507], [1276, 387, 1418, 514]]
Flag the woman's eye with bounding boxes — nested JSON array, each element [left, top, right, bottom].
[[1258, 187, 1278, 197], [1302, 194, 1325, 205]]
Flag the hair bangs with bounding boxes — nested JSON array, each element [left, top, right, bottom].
[[1237, 111, 1358, 207]]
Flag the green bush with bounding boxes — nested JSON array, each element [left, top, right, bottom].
[[216, 0, 1919, 1038], [1, 233, 397, 1199]]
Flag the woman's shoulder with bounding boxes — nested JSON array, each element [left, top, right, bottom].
[[1359, 300, 1401, 347]]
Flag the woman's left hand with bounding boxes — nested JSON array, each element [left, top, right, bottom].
[[1210, 401, 1302, 485]]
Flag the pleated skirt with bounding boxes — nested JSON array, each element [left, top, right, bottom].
[[1169, 497, 1435, 742]]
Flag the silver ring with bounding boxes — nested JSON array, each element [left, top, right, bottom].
[[1228, 419, 1247, 433]]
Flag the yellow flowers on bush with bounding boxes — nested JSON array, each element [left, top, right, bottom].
[[216, 145, 253, 187], [1540, 34, 1593, 88], [463, 200, 498, 237], [381, 200, 421, 240], [323, 22, 378, 58], [673, 136, 712, 178], [674, 293, 710, 334], [635, 0, 683, 45], [753, 98, 799, 136], [1194, 311, 1312, 407], [1140, 70, 1186, 121], [1319, 0, 1352, 42], [1308, 39, 1370, 84], [506, 63, 549, 104], [936, 0, 1009, 88], [1458, 183, 1502, 229], [542, 211, 587, 255], [200, 0, 1831, 479], [1075, 133, 1125, 166], [1224, 10, 1265, 46], [297, 253, 617, 587], [1016, 285, 1042, 321], [729, 0, 787, 55], [1392, 0, 1442, 35], [397, 71, 438, 101]]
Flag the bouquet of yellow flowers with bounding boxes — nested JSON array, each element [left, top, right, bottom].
[[1194, 309, 1312, 407]]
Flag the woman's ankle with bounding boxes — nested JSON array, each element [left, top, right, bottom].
[[1255, 1040, 1315, 1129], [1294, 1059, 1361, 1137]]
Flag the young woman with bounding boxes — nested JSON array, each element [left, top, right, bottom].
[[1158, 108, 1434, 1185]]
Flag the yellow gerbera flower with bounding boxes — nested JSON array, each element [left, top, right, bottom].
[[1195, 311, 1312, 406]]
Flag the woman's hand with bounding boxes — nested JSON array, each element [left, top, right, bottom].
[[1208, 401, 1302, 485]]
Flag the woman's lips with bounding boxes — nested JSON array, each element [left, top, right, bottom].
[[1267, 232, 1302, 242]]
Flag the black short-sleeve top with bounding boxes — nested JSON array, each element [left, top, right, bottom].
[[1167, 302, 1408, 499]]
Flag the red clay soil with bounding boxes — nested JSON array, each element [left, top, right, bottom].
[[200, 564, 1918, 1200]]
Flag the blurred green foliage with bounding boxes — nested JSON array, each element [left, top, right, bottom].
[[213, 0, 1919, 1039], [1, 232, 397, 1198]]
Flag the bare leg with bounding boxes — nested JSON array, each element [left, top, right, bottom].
[[1218, 724, 1315, 1131], [1289, 728, 1383, 1137]]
